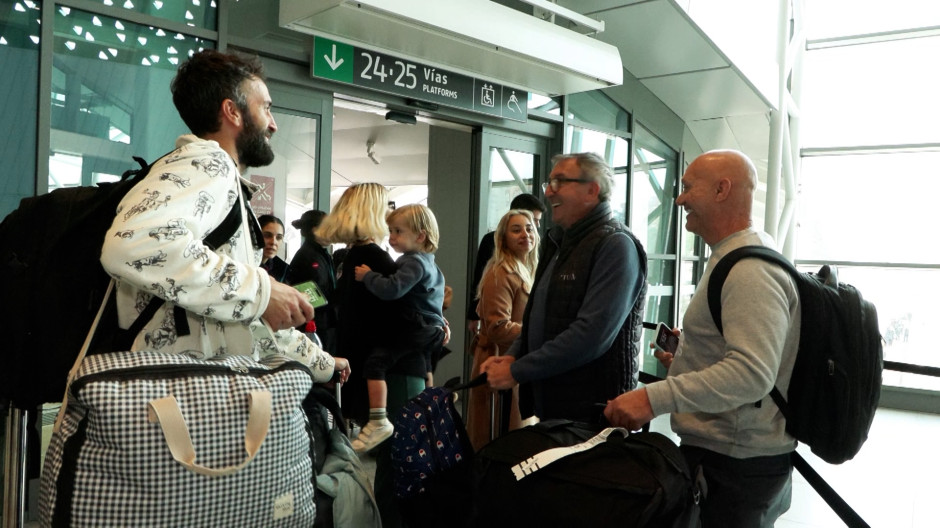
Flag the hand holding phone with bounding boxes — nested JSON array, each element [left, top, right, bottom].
[[294, 281, 328, 308], [655, 323, 679, 354]]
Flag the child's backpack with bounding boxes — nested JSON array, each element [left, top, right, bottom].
[[390, 383, 475, 528], [707, 245, 883, 464], [0, 154, 241, 410]]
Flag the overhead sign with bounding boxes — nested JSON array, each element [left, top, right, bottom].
[[312, 36, 528, 123]]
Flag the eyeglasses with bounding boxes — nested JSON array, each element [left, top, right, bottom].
[[541, 177, 591, 193]]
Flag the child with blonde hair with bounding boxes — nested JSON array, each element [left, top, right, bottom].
[[353, 203, 449, 452]]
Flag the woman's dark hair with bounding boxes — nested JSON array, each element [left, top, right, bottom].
[[510, 193, 546, 214], [257, 214, 284, 230], [171, 49, 266, 137]]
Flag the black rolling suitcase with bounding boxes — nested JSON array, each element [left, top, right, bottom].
[[472, 420, 703, 528]]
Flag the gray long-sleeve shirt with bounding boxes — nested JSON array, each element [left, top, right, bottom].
[[646, 229, 801, 458]]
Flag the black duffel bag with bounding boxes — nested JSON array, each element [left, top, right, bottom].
[[472, 420, 704, 528]]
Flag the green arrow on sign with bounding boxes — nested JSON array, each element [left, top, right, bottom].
[[313, 36, 354, 83]]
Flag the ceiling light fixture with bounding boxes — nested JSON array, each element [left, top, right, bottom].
[[366, 140, 381, 165], [385, 111, 416, 125]]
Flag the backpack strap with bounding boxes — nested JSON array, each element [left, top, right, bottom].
[[115, 160, 245, 349], [706, 245, 798, 335], [118, 198, 242, 346], [706, 245, 798, 418]]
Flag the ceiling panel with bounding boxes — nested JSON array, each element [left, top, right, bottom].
[[641, 67, 770, 121], [726, 113, 772, 157], [587, 1, 729, 79], [686, 117, 740, 151]]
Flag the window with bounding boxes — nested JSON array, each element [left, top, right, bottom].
[[48, 6, 212, 190], [483, 147, 537, 233], [801, 36, 940, 148], [800, 5, 940, 391], [632, 125, 679, 376], [804, 0, 940, 40], [0, 0, 40, 215], [109, 0, 218, 30]]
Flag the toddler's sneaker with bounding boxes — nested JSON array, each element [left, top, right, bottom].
[[351, 418, 394, 453]]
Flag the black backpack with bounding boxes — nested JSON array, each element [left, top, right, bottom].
[[707, 245, 883, 464], [0, 154, 241, 410]]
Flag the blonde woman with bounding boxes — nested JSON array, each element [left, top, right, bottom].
[[467, 209, 539, 450], [317, 184, 431, 527], [317, 183, 396, 425]]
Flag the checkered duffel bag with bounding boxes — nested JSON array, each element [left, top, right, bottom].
[[39, 351, 318, 527]]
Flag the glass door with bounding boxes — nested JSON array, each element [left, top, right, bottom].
[[475, 130, 549, 239]]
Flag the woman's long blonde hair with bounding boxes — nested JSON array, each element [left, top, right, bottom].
[[316, 182, 389, 244], [477, 209, 539, 299]]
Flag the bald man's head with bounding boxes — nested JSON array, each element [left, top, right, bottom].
[[677, 150, 757, 245]]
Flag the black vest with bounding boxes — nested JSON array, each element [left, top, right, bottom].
[[518, 202, 648, 421]]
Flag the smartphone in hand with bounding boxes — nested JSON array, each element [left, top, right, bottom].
[[655, 323, 679, 354]]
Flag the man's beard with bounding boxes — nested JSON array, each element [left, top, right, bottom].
[[236, 110, 275, 168]]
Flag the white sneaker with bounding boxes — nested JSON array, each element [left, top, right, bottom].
[[351, 419, 394, 453]]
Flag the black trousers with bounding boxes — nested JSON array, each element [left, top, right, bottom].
[[681, 445, 793, 528]]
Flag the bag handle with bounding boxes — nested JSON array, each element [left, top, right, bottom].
[[147, 391, 272, 477], [511, 427, 628, 481], [54, 279, 116, 432]]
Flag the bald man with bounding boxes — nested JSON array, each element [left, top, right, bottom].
[[604, 150, 801, 527]]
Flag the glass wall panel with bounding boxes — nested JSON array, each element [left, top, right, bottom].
[[484, 147, 536, 233], [0, 0, 40, 215], [564, 126, 628, 221], [49, 6, 212, 190], [801, 36, 940, 147], [632, 148, 677, 255], [798, 152, 940, 263], [528, 93, 560, 116], [253, 110, 319, 264]]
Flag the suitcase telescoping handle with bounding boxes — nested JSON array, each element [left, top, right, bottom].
[[147, 391, 272, 477]]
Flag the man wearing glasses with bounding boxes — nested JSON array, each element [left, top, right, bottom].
[[483, 152, 648, 423]]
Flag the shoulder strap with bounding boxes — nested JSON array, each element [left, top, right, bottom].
[[706, 245, 798, 335], [706, 245, 800, 419], [204, 197, 242, 250]]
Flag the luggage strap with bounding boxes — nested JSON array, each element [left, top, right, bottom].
[[510, 427, 628, 481]]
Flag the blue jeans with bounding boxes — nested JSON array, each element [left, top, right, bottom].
[[681, 445, 793, 528]]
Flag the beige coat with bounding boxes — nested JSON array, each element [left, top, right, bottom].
[[467, 262, 529, 450]]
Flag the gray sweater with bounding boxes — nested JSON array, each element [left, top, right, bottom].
[[645, 229, 801, 458]]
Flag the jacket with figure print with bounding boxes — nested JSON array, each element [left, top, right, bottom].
[[100, 135, 336, 382]]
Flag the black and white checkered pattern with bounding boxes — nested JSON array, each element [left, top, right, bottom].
[[39, 351, 317, 527]]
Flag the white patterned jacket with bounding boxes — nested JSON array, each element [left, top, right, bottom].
[[101, 135, 336, 382]]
